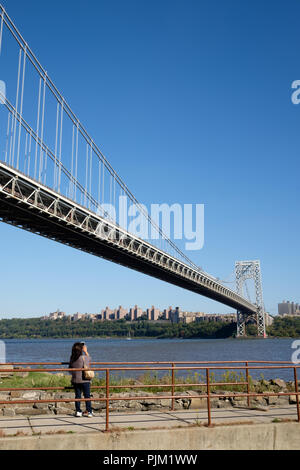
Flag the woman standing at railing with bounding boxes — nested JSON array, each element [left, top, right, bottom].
[[69, 342, 94, 418]]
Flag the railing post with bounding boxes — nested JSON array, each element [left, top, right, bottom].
[[171, 363, 175, 411], [105, 369, 110, 432], [246, 362, 250, 407], [294, 367, 300, 423], [206, 368, 212, 427]]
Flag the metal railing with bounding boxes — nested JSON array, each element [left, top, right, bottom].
[[0, 360, 299, 431]]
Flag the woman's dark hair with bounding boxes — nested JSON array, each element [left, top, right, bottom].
[[69, 342, 84, 366]]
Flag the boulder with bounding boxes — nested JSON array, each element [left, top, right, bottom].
[[53, 406, 73, 415], [140, 398, 161, 407], [54, 393, 73, 400], [252, 395, 268, 405], [260, 379, 270, 387], [10, 391, 22, 399], [160, 398, 172, 408], [110, 399, 128, 409], [21, 391, 41, 400], [208, 397, 220, 409], [0, 392, 10, 401], [173, 392, 192, 409], [289, 395, 298, 404], [125, 400, 143, 410], [230, 394, 248, 408], [113, 392, 131, 399], [231, 393, 247, 402], [170, 401, 183, 411], [15, 407, 47, 416], [39, 391, 54, 400], [218, 399, 233, 409], [267, 395, 278, 406], [2, 407, 15, 417], [185, 391, 207, 410], [142, 403, 162, 411], [92, 400, 106, 411], [276, 396, 289, 406], [55, 401, 73, 410], [33, 402, 51, 411], [270, 379, 287, 390]]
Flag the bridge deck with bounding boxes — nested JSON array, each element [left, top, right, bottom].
[[0, 162, 256, 314]]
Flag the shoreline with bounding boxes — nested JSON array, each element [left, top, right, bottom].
[[0, 335, 298, 340]]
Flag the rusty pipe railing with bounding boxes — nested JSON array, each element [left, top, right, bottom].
[[0, 361, 300, 431]]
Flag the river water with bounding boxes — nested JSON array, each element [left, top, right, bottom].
[[2, 337, 299, 382]]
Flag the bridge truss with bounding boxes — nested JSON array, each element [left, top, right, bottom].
[[235, 260, 266, 337]]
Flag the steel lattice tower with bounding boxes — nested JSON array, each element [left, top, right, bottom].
[[235, 260, 266, 337]]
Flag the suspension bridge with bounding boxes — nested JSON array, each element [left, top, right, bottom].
[[0, 5, 266, 336]]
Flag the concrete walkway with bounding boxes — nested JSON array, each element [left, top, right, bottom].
[[0, 405, 297, 437]]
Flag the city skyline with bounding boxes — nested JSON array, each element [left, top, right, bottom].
[[40, 304, 275, 329], [42, 305, 239, 324]]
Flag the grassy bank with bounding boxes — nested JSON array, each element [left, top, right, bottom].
[[0, 369, 289, 394]]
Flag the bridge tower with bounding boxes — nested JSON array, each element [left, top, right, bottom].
[[235, 260, 266, 338]]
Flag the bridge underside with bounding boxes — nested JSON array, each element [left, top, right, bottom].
[[0, 163, 257, 315]]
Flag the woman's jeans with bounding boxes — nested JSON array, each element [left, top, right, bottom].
[[73, 382, 92, 413]]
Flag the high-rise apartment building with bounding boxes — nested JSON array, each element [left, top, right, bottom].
[[278, 301, 300, 316], [116, 305, 128, 320], [146, 305, 161, 321]]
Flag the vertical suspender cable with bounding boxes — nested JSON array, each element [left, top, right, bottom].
[[75, 121, 79, 203], [54, 102, 59, 190], [110, 173, 112, 209], [43, 148, 48, 185], [4, 113, 10, 163], [8, 106, 14, 165], [85, 143, 89, 207], [58, 99, 64, 193], [38, 72, 47, 182], [11, 48, 22, 167], [114, 174, 116, 216], [102, 157, 105, 208], [23, 131, 28, 172], [89, 141, 93, 209], [16, 45, 26, 170], [34, 76, 41, 179], [98, 158, 101, 212], [100, 162, 104, 217], [27, 130, 32, 174], [70, 124, 75, 199]]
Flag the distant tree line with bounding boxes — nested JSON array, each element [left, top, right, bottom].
[[266, 316, 300, 338], [0, 317, 237, 339], [0, 315, 298, 339]]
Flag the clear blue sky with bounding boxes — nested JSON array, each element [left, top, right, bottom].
[[0, 0, 299, 317]]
